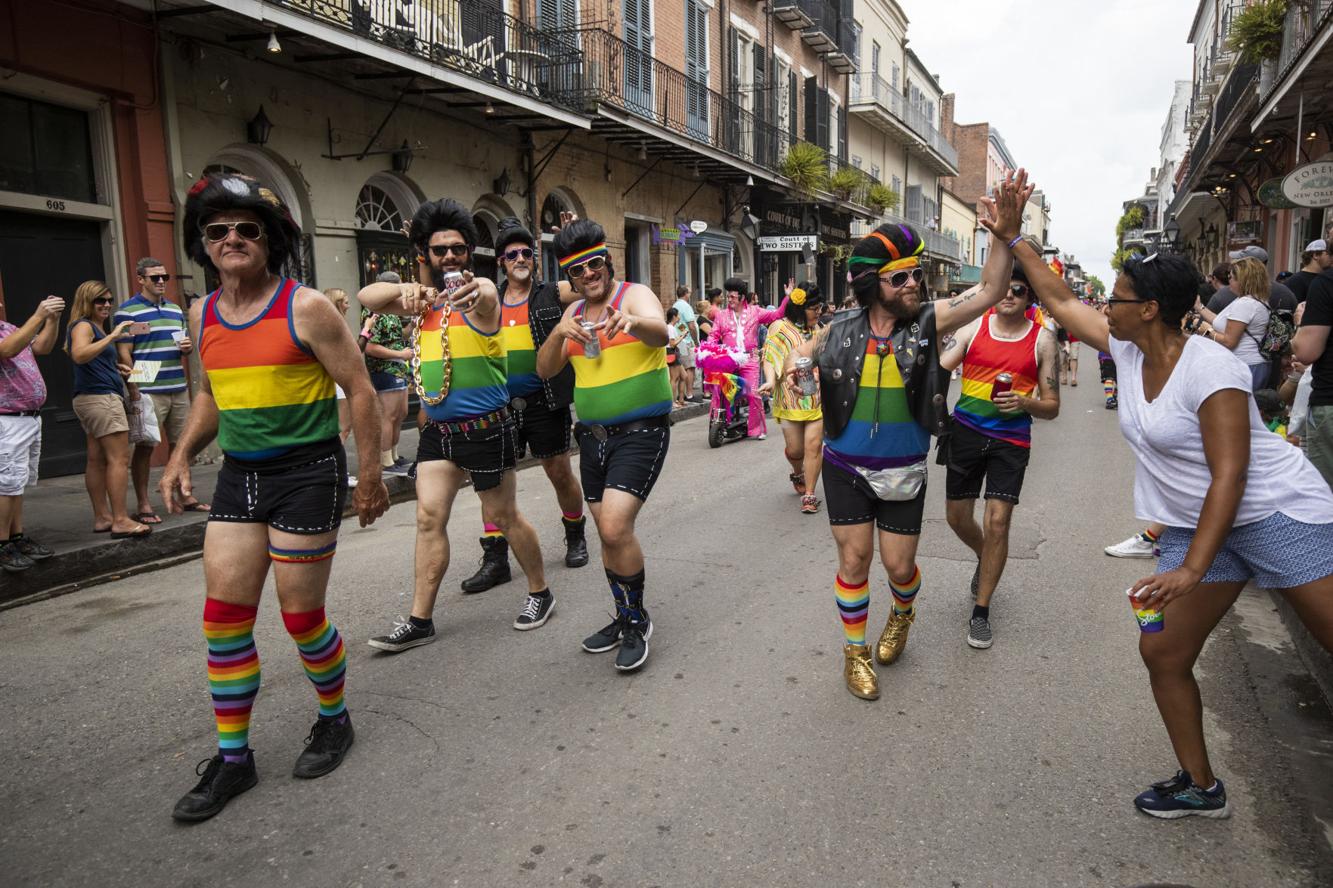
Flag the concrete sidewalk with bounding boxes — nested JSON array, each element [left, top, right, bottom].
[[0, 401, 711, 605]]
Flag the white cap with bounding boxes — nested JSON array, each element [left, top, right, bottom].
[[1306, 239, 1329, 252]]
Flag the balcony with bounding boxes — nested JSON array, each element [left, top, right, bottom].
[[825, 18, 860, 74], [1256, 0, 1333, 120], [848, 73, 959, 175], [852, 210, 961, 263], [771, 2, 814, 31], [797, 0, 856, 65]]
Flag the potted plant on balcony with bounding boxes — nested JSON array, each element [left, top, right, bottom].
[[829, 166, 866, 202], [781, 142, 829, 197], [1228, 0, 1288, 66], [866, 183, 900, 216]]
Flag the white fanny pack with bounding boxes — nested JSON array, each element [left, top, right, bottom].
[[853, 459, 927, 501]]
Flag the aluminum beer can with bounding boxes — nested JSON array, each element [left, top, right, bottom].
[[441, 270, 466, 300], [581, 321, 601, 358], [991, 372, 1014, 400], [794, 356, 817, 396]]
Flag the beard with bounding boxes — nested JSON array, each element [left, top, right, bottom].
[[506, 264, 532, 285], [877, 288, 920, 320]]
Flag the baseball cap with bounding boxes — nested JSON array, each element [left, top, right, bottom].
[[1306, 239, 1329, 252], [1228, 245, 1268, 263]]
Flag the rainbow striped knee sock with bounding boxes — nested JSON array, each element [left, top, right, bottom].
[[835, 575, 869, 645], [483, 522, 505, 541], [203, 598, 261, 763], [890, 566, 921, 616], [281, 607, 347, 720]]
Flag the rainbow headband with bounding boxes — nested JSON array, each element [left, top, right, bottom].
[[558, 243, 608, 270]]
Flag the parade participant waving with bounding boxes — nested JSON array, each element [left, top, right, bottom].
[[707, 277, 789, 440], [362, 200, 555, 650], [939, 264, 1061, 650], [536, 219, 672, 672], [457, 217, 588, 598], [164, 173, 390, 822], [759, 280, 826, 513], [785, 170, 1030, 701], [1020, 246, 1333, 820]]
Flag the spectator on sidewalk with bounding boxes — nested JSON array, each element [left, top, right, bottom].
[[116, 257, 208, 523], [1206, 246, 1296, 316], [362, 271, 412, 477], [65, 281, 150, 539], [1293, 226, 1333, 489], [1194, 257, 1273, 390], [0, 291, 64, 572], [1287, 240, 1330, 304], [672, 286, 699, 400], [1205, 262, 1231, 297]]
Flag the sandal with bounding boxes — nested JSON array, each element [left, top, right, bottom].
[[133, 511, 163, 525], [789, 472, 805, 495], [181, 501, 211, 513], [111, 524, 152, 539], [801, 494, 820, 514]]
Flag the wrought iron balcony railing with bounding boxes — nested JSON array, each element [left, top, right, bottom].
[[1266, 0, 1333, 99], [853, 211, 961, 261], [849, 73, 958, 169]]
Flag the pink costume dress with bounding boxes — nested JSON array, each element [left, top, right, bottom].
[[707, 297, 789, 438]]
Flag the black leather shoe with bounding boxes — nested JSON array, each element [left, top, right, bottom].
[[461, 536, 511, 593], [293, 714, 354, 779], [563, 517, 589, 568], [172, 753, 258, 823]]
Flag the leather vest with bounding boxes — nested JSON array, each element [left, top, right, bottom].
[[817, 303, 951, 440], [502, 279, 574, 409]]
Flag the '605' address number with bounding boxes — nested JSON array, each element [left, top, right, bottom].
[[46, 199, 67, 212]]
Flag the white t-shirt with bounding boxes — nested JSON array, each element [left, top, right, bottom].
[[1212, 295, 1269, 366], [1110, 334, 1333, 529]]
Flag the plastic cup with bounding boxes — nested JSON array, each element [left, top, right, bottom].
[[1127, 587, 1163, 633]]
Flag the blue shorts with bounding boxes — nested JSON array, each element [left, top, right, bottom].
[[369, 369, 408, 393], [1158, 512, 1333, 589]]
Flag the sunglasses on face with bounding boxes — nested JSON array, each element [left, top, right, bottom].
[[1009, 283, 1030, 297], [142, 273, 171, 283], [92, 296, 113, 306], [203, 221, 264, 243], [566, 255, 607, 279], [878, 267, 925, 289], [429, 243, 469, 258], [503, 247, 534, 261]]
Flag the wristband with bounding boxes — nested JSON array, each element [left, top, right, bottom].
[[1007, 235, 1023, 250]]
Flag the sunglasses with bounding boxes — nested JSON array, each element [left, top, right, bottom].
[[429, 243, 469, 258], [503, 247, 534, 261], [1009, 283, 1030, 297], [878, 267, 925, 289], [143, 273, 171, 283], [202, 221, 264, 242], [566, 255, 607, 279], [92, 296, 113, 306]]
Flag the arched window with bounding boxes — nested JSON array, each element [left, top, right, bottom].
[[355, 183, 404, 232], [539, 191, 576, 282], [353, 173, 423, 287], [201, 149, 314, 286]]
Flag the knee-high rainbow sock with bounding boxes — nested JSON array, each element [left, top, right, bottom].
[[483, 522, 505, 541], [835, 575, 869, 645], [281, 608, 347, 720], [1103, 378, 1117, 401], [204, 598, 260, 763], [890, 566, 921, 616]]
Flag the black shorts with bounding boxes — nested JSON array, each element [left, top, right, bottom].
[[1099, 357, 1117, 382], [939, 422, 1030, 504], [512, 393, 572, 460], [822, 459, 927, 535], [577, 425, 670, 503], [210, 446, 347, 534], [417, 418, 517, 492]]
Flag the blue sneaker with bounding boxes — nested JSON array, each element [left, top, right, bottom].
[[1133, 770, 1230, 819]]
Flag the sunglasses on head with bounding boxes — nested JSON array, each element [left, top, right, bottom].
[[142, 273, 171, 283], [429, 243, 469, 258], [202, 221, 264, 243], [566, 255, 607, 279], [92, 296, 113, 306], [503, 247, 534, 261], [878, 267, 925, 289]]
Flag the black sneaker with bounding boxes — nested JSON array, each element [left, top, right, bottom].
[[1106, 396, 1118, 410], [0, 541, 35, 573], [967, 616, 993, 649], [615, 620, 650, 672], [581, 610, 653, 653], [171, 752, 258, 823], [1134, 770, 1230, 819], [293, 713, 354, 779], [9, 533, 52, 561], [513, 591, 555, 630], [367, 618, 436, 653]]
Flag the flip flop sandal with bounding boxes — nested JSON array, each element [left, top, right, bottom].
[[111, 525, 152, 539], [133, 512, 163, 525], [92, 525, 112, 534], [181, 502, 211, 513]]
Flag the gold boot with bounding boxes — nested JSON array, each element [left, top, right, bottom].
[[843, 644, 880, 700], [876, 609, 915, 665]]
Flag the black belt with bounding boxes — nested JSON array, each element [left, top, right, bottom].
[[575, 414, 671, 442], [0, 410, 40, 417], [430, 406, 512, 435]]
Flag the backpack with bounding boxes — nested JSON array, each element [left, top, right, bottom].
[[1248, 306, 1295, 357]]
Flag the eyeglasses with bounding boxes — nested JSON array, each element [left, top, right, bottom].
[[878, 267, 925, 289], [566, 255, 607, 279], [429, 243, 469, 258], [1009, 283, 1030, 297], [202, 221, 264, 242], [503, 247, 534, 261], [92, 296, 113, 306], [143, 273, 171, 283]]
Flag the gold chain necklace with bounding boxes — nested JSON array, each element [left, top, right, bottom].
[[410, 300, 452, 406]]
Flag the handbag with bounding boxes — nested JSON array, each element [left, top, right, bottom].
[[126, 395, 161, 446], [853, 459, 927, 501]]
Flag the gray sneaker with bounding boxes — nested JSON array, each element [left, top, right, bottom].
[[0, 541, 36, 573], [10, 533, 52, 561], [967, 616, 993, 650]]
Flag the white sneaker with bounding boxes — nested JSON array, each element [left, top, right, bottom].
[[1104, 535, 1156, 559]]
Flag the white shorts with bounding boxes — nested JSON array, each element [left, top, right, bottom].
[[0, 415, 42, 496]]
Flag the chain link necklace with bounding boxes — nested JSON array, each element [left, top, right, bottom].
[[410, 299, 452, 406]]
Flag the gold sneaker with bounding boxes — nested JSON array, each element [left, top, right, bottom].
[[876, 609, 915, 665], [843, 644, 880, 700]]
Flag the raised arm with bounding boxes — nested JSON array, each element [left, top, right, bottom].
[[1, 297, 64, 359], [1012, 242, 1110, 353], [69, 320, 133, 364], [754, 294, 790, 326], [934, 169, 1030, 335]]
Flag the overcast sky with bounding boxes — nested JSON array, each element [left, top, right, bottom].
[[903, 0, 1197, 284]]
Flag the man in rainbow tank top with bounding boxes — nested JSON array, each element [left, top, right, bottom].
[[360, 199, 556, 652], [456, 217, 589, 596], [537, 219, 673, 673], [784, 170, 1031, 701], [938, 264, 1061, 650], [162, 174, 390, 822]]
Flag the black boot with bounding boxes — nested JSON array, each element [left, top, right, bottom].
[[563, 516, 589, 568], [461, 535, 512, 593]]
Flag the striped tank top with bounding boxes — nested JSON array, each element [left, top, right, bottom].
[[500, 297, 541, 398], [199, 278, 339, 461], [417, 303, 509, 422], [824, 336, 930, 470], [567, 283, 672, 425], [953, 316, 1040, 448]]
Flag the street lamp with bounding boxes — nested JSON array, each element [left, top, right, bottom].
[[246, 106, 273, 146], [1163, 218, 1181, 252]]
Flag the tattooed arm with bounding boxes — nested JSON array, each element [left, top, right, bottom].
[[934, 169, 1031, 335]]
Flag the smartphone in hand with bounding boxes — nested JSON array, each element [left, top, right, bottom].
[[128, 321, 153, 336]]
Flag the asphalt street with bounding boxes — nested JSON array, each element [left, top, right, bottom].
[[1, 353, 1329, 888]]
